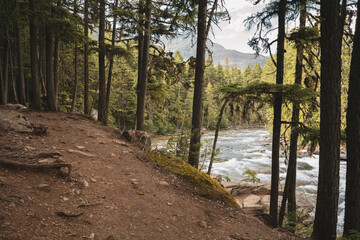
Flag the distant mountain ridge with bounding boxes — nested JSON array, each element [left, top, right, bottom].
[[161, 37, 268, 71]]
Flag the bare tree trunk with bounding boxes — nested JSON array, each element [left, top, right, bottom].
[[270, 0, 286, 226], [15, 0, 26, 105], [279, 0, 306, 228], [312, 0, 346, 239], [45, 1, 56, 111], [2, 25, 9, 104], [54, 36, 59, 103], [29, 0, 41, 109], [98, 0, 107, 124], [9, 42, 18, 103], [343, 0, 360, 236], [70, 0, 78, 112], [40, 32, 47, 97], [188, 0, 207, 169], [208, 99, 228, 175], [70, 41, 78, 112], [136, 0, 152, 130], [83, 0, 90, 115], [105, 0, 119, 120]]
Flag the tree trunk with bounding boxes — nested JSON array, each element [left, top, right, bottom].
[[83, 0, 90, 115], [188, 0, 207, 169], [270, 0, 286, 226], [279, 0, 306, 227], [29, 0, 41, 109], [312, 0, 346, 239], [15, 0, 26, 105], [70, 41, 78, 112], [98, 0, 107, 124], [54, 36, 59, 102], [40, 32, 47, 96], [9, 42, 18, 103], [70, 0, 78, 113], [208, 99, 228, 175], [136, 0, 152, 130], [2, 24, 9, 104], [105, 0, 119, 120], [343, 0, 360, 236], [45, 1, 56, 111]]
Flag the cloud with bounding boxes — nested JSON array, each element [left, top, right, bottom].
[[210, 0, 274, 54]]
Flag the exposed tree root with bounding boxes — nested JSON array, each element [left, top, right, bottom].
[[0, 158, 72, 179]]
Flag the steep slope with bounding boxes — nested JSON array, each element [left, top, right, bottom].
[[0, 109, 301, 240], [161, 37, 268, 70]]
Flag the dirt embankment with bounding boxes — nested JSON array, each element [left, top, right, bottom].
[[0, 108, 302, 240]]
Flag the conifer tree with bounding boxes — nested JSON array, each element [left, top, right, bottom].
[[312, 0, 347, 238], [344, 0, 360, 235]]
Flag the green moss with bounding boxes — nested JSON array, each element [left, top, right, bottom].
[[145, 151, 239, 208]]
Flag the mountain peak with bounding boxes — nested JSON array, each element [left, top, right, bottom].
[[161, 37, 268, 70]]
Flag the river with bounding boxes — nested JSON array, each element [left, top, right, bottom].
[[152, 128, 347, 233]]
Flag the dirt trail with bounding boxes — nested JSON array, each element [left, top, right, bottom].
[[0, 110, 302, 240]]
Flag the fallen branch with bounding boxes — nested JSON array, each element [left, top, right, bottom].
[[0, 159, 72, 179]]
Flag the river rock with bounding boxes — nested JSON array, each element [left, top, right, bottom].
[[297, 161, 314, 171], [122, 130, 151, 150]]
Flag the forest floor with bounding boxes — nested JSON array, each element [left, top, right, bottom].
[[0, 109, 304, 240]]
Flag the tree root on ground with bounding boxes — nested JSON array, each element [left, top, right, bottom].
[[0, 158, 72, 179]]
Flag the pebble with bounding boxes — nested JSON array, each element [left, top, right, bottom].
[[200, 221, 207, 228], [167, 202, 173, 206], [79, 179, 89, 188], [130, 179, 138, 185], [37, 183, 51, 192], [89, 233, 95, 239], [90, 178, 97, 183], [63, 197, 69, 201], [159, 181, 169, 187]]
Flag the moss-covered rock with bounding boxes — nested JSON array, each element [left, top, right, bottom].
[[145, 151, 239, 208]]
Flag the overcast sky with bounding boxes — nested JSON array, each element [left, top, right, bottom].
[[210, 0, 273, 54]]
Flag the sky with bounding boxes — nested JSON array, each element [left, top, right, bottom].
[[210, 0, 274, 54]]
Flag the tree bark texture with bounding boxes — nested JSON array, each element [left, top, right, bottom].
[[83, 0, 90, 115], [98, 0, 107, 124], [136, 0, 152, 130], [54, 36, 59, 101], [29, 0, 41, 109], [2, 23, 9, 105], [45, 1, 56, 111], [312, 0, 346, 239], [188, 0, 207, 169], [270, 0, 286, 226], [15, 0, 26, 105], [344, 0, 360, 235], [70, 41, 78, 112]]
